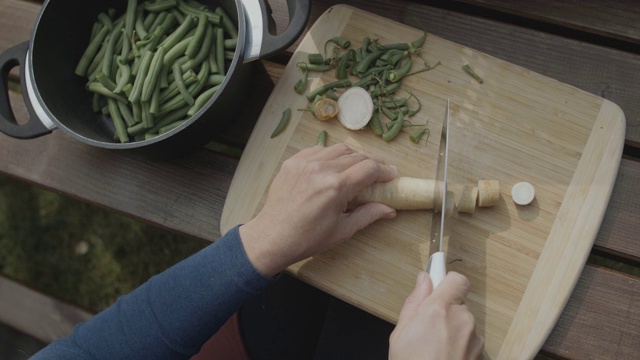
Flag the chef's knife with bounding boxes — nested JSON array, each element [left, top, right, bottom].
[[426, 99, 450, 288]]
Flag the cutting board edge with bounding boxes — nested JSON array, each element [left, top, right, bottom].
[[497, 99, 626, 359]]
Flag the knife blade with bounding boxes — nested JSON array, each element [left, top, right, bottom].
[[426, 98, 450, 288]]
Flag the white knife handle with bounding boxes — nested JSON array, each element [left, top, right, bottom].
[[426, 251, 446, 288]]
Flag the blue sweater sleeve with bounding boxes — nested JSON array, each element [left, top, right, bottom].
[[32, 225, 274, 359]]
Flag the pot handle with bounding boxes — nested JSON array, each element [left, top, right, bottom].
[[241, 0, 311, 61], [0, 41, 51, 139]]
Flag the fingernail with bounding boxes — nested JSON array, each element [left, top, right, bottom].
[[383, 210, 396, 220], [416, 271, 427, 287]]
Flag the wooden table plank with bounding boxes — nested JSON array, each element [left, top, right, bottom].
[[0, 275, 92, 344], [451, 0, 640, 45], [594, 158, 640, 262], [543, 266, 640, 358]]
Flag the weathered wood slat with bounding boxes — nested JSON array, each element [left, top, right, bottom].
[[543, 266, 640, 358], [450, 0, 640, 46], [594, 158, 640, 263], [0, 275, 93, 344]]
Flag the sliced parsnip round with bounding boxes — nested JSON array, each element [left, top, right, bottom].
[[313, 98, 339, 120], [478, 179, 500, 207], [457, 186, 479, 214], [511, 181, 535, 205], [337, 86, 374, 130]]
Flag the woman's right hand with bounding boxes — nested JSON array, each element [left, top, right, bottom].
[[389, 271, 484, 360]]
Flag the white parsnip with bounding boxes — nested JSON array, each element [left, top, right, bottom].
[[337, 86, 373, 130], [478, 179, 500, 207], [457, 186, 479, 214]]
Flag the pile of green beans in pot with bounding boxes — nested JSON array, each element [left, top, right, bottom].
[[75, 0, 237, 143], [295, 32, 439, 143]]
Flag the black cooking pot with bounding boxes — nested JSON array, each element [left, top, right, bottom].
[[0, 0, 309, 155]]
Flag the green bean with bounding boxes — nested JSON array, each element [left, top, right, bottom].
[[207, 44, 219, 74], [75, 26, 110, 76], [160, 35, 193, 87], [122, 83, 133, 97], [411, 31, 427, 50], [462, 64, 483, 84], [180, 24, 214, 71], [369, 109, 383, 136], [380, 104, 397, 120], [144, 0, 177, 12], [146, 13, 176, 50], [352, 74, 375, 88], [150, 83, 161, 114], [135, 8, 148, 38], [336, 49, 354, 80], [128, 50, 153, 102], [147, 105, 190, 134], [90, 22, 102, 43], [305, 79, 351, 102], [127, 122, 147, 136], [139, 101, 152, 128], [383, 112, 404, 142], [122, 0, 137, 57], [297, 62, 332, 72], [92, 93, 102, 112], [113, 61, 131, 93], [409, 128, 428, 144], [117, 100, 136, 127], [141, 46, 166, 101], [326, 36, 350, 49], [103, 22, 125, 77], [308, 53, 324, 65], [207, 74, 226, 86], [87, 38, 107, 76], [101, 104, 110, 115], [187, 59, 209, 96], [132, 101, 142, 124], [383, 97, 408, 109], [143, 12, 157, 29], [95, 72, 117, 91], [186, 14, 207, 58], [171, 8, 185, 23], [88, 82, 128, 103], [107, 98, 129, 143], [271, 108, 291, 138], [187, 85, 218, 116], [173, 58, 194, 105], [294, 70, 308, 94], [316, 130, 328, 146], [215, 26, 225, 76], [160, 14, 194, 50], [355, 49, 384, 74], [383, 43, 410, 51], [107, 8, 118, 19], [177, 0, 221, 24], [147, 11, 167, 34], [160, 70, 196, 102], [97, 12, 114, 29], [223, 38, 237, 50], [215, 6, 237, 39], [387, 58, 412, 82], [224, 50, 234, 60], [325, 89, 339, 101], [159, 119, 187, 134]]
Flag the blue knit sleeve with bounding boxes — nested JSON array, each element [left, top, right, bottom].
[[32, 225, 274, 359]]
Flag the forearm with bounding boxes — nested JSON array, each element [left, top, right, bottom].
[[32, 226, 273, 360]]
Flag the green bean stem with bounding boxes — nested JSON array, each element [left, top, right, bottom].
[[410, 128, 428, 144], [462, 64, 483, 84]]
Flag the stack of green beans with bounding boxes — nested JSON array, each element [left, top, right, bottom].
[[75, 0, 238, 143], [295, 32, 437, 143]]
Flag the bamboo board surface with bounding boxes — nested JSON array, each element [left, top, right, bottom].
[[221, 5, 625, 359]]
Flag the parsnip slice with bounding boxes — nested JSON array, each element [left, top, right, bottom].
[[337, 86, 374, 130]]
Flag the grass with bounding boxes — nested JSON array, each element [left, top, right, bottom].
[[0, 174, 207, 312]]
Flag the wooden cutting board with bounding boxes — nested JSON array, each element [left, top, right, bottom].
[[221, 5, 625, 359]]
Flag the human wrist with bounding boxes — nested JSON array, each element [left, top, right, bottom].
[[238, 220, 287, 278]]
